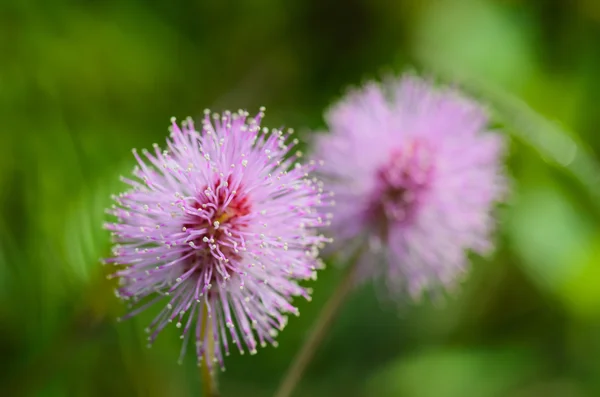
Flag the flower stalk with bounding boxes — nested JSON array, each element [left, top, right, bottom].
[[200, 306, 219, 397], [274, 256, 359, 397]]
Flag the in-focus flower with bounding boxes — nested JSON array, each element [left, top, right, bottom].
[[104, 109, 330, 370], [314, 74, 506, 298]]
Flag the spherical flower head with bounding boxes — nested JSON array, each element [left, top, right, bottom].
[[104, 109, 330, 370], [314, 74, 507, 298]]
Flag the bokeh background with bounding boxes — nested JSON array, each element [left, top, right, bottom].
[[2, 0, 600, 396]]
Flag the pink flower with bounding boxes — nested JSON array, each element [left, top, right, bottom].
[[314, 74, 507, 298], [105, 109, 330, 369]]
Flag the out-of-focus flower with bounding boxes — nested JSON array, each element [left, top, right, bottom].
[[104, 109, 330, 370], [314, 74, 507, 298]]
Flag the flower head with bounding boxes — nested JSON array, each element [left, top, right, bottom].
[[314, 74, 506, 298], [105, 109, 330, 370]]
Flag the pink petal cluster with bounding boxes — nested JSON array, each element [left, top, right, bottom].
[[105, 109, 330, 369], [314, 75, 506, 297]]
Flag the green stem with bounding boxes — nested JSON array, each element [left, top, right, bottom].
[[200, 306, 220, 397], [274, 260, 359, 397]]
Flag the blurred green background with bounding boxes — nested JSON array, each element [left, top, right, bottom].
[[2, 0, 600, 396]]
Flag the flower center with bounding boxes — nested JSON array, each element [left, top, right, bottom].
[[181, 177, 252, 284], [369, 139, 434, 229]]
